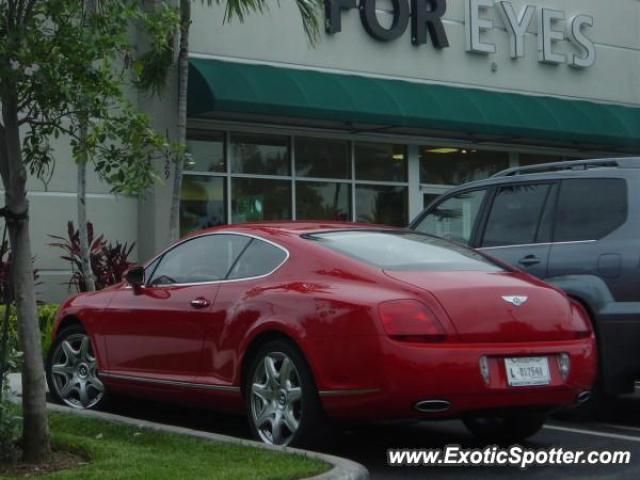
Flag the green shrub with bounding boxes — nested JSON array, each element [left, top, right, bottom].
[[0, 348, 22, 462], [0, 304, 59, 366]]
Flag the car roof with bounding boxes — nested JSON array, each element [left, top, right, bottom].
[[187, 221, 401, 239], [443, 157, 640, 192]]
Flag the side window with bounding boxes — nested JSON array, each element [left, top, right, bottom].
[[482, 183, 551, 248], [227, 239, 287, 280], [555, 179, 628, 242], [149, 234, 250, 285], [415, 190, 487, 245]]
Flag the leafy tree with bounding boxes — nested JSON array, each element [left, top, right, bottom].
[[69, 1, 177, 292], [167, 0, 323, 242], [0, 0, 177, 462]]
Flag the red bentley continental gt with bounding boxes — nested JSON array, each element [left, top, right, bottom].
[[46, 223, 596, 447]]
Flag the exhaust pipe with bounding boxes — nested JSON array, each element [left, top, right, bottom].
[[414, 400, 451, 413], [576, 391, 592, 405]]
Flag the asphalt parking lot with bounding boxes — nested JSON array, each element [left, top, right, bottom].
[[93, 388, 640, 479]]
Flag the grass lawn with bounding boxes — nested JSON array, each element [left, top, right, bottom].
[[0, 411, 329, 480]]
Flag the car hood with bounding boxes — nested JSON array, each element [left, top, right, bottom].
[[383, 270, 575, 343]]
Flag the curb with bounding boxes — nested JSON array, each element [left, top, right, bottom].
[[8, 374, 368, 480]]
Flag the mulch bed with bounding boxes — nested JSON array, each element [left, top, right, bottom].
[[0, 448, 87, 477]]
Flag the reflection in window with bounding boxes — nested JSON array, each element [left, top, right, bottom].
[[555, 179, 627, 242], [416, 190, 486, 245], [231, 133, 290, 175], [295, 137, 350, 179], [482, 184, 552, 248], [186, 132, 225, 173], [231, 178, 291, 223], [356, 185, 408, 227], [180, 176, 226, 236], [297, 181, 351, 221], [420, 147, 509, 185], [355, 143, 407, 182], [149, 235, 250, 285], [228, 239, 287, 280]]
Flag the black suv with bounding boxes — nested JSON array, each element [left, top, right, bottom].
[[411, 158, 640, 399]]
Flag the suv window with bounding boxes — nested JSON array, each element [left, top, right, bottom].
[[415, 190, 486, 245], [227, 239, 287, 279], [554, 179, 628, 242], [149, 234, 250, 285], [482, 183, 552, 248]]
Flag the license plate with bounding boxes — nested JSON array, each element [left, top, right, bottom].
[[504, 357, 551, 387]]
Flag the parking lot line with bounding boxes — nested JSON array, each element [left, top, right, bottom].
[[594, 423, 640, 435], [545, 424, 640, 443]]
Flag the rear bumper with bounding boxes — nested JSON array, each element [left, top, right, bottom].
[[598, 304, 640, 394], [321, 336, 596, 420]]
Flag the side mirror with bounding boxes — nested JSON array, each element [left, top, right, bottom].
[[124, 265, 145, 288]]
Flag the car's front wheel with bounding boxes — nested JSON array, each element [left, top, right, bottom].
[[245, 339, 327, 447], [46, 325, 106, 410], [463, 412, 546, 443]]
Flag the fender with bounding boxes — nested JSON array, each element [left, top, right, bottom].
[[546, 274, 640, 395], [237, 317, 321, 387]]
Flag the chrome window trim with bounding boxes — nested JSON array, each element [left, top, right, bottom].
[[134, 231, 290, 289], [479, 239, 597, 251], [100, 372, 241, 393]]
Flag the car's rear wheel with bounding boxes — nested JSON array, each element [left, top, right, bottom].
[[245, 339, 327, 447], [46, 325, 106, 410], [463, 412, 546, 443]]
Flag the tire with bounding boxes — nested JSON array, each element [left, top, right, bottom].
[[463, 412, 546, 444], [244, 339, 328, 448], [46, 324, 107, 410]]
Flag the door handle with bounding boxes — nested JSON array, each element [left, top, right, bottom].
[[518, 255, 541, 267], [190, 297, 210, 309]]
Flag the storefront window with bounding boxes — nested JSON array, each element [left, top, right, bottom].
[[231, 133, 290, 175], [420, 147, 509, 185], [355, 143, 407, 182], [231, 178, 291, 223], [186, 132, 226, 173], [518, 153, 565, 166], [180, 176, 226, 236], [295, 137, 350, 179], [297, 181, 351, 221], [356, 185, 408, 227]]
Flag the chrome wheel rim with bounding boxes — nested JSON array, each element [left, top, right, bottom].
[[50, 333, 104, 409], [250, 352, 302, 446]]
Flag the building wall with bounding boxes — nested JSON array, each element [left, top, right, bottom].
[[189, 0, 640, 106], [1, 134, 139, 304]]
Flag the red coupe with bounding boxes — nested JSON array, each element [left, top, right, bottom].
[[46, 223, 596, 447]]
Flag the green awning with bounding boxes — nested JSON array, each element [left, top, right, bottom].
[[188, 57, 640, 151]]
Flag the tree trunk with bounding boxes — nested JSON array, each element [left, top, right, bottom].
[[77, 120, 96, 292], [167, 0, 191, 244], [0, 92, 50, 463]]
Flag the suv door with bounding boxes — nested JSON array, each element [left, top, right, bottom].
[[547, 178, 629, 299], [413, 189, 489, 246], [477, 182, 557, 278]]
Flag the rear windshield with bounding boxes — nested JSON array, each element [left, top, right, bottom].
[[306, 231, 503, 272]]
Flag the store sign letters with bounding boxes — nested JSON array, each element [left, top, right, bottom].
[[325, 0, 596, 68]]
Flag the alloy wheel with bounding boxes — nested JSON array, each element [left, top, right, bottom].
[[250, 352, 303, 446], [50, 333, 104, 409]]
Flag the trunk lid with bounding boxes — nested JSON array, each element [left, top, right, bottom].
[[384, 270, 574, 343]]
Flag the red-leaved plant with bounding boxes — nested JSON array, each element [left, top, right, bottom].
[[49, 221, 135, 292]]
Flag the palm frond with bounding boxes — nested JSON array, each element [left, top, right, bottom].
[[203, 0, 322, 44]]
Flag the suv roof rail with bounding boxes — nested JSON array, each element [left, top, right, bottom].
[[492, 157, 640, 178]]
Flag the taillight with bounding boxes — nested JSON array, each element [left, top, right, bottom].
[[570, 302, 592, 339], [378, 300, 446, 343]]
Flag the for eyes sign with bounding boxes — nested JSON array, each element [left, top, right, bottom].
[[325, 0, 596, 69]]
